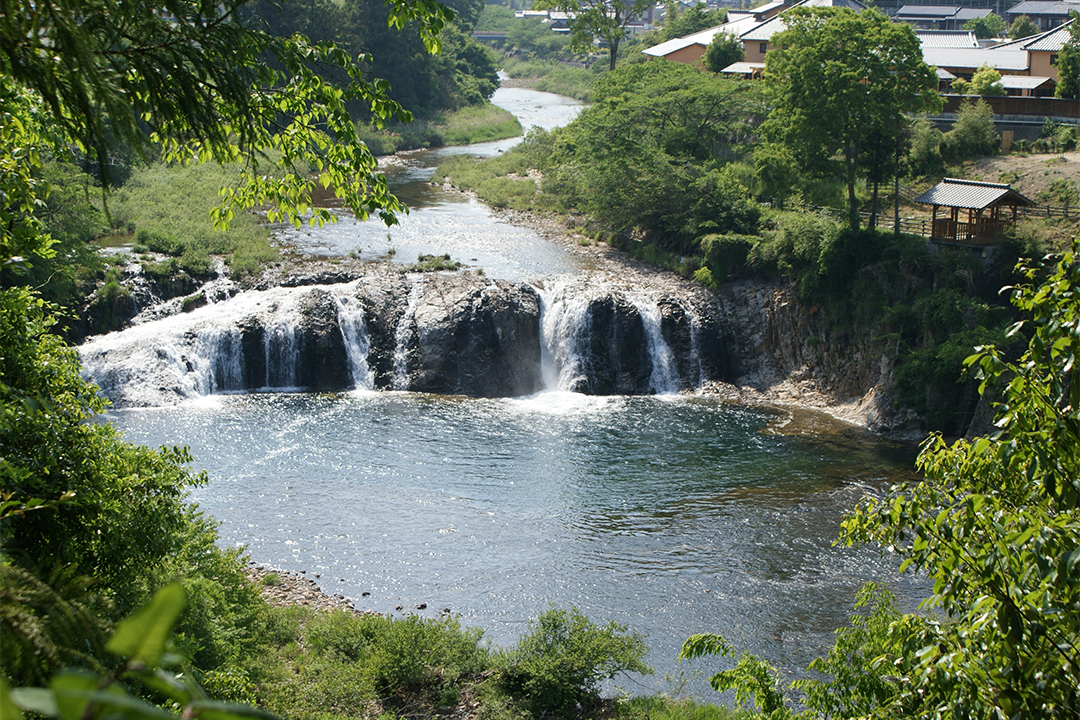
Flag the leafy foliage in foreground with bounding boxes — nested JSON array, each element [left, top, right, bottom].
[[681, 241, 1080, 719], [498, 607, 651, 716]]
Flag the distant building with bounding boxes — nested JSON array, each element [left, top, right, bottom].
[[641, 0, 788, 66], [894, 5, 992, 31], [1005, 0, 1079, 32], [916, 29, 981, 48], [737, 0, 866, 64]]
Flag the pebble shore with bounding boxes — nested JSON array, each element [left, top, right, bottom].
[[244, 564, 370, 614]]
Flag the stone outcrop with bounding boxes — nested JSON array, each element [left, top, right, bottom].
[[403, 274, 543, 397], [714, 281, 922, 436], [79, 267, 738, 407]]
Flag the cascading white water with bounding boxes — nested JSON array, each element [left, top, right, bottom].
[[393, 276, 424, 390], [627, 295, 680, 394], [538, 284, 593, 392], [335, 293, 375, 391], [80, 284, 383, 406], [193, 325, 244, 393], [263, 298, 302, 390], [538, 284, 687, 395]]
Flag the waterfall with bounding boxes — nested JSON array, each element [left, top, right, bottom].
[[194, 325, 244, 393], [627, 296, 680, 395], [263, 300, 301, 390], [687, 310, 705, 390], [393, 277, 424, 390], [538, 284, 592, 392], [335, 293, 374, 391]]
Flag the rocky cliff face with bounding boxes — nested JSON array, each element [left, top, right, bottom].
[[77, 255, 920, 434], [715, 281, 921, 436], [387, 274, 543, 397]]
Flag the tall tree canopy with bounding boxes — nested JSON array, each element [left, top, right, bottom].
[[0, 0, 452, 649], [532, 0, 654, 70], [0, 0, 454, 235], [541, 61, 764, 252], [241, 0, 498, 118], [703, 32, 745, 73], [963, 12, 1006, 39], [762, 7, 940, 229], [1057, 14, 1080, 100], [656, 2, 727, 43]]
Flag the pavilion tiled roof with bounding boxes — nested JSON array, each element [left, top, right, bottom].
[[914, 178, 1035, 210]]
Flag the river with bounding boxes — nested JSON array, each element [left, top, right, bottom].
[[275, 86, 588, 281], [103, 85, 925, 698]]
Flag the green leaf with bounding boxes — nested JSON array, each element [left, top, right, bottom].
[[105, 583, 186, 667], [50, 671, 98, 720], [0, 680, 23, 720], [188, 700, 282, 720], [7, 687, 55, 719]]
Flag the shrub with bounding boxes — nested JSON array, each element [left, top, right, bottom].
[[941, 99, 1000, 159], [366, 614, 487, 704], [701, 233, 756, 283], [499, 607, 651, 716], [907, 114, 943, 175], [693, 266, 717, 289], [135, 228, 184, 256]]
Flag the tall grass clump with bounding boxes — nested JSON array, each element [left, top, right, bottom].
[[111, 162, 275, 278], [441, 103, 523, 145]]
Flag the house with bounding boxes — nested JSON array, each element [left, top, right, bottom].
[[915, 29, 980, 48], [737, 0, 866, 64], [641, 1, 786, 65], [1005, 0, 1079, 32], [979, 19, 1075, 81], [999, 74, 1057, 96], [914, 178, 1036, 247], [1022, 20, 1077, 81], [894, 5, 992, 31], [922, 46, 1031, 80]]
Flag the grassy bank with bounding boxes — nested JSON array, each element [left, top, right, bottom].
[[357, 102, 523, 154], [501, 59, 599, 102], [108, 161, 278, 279]]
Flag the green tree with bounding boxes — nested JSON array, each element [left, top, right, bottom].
[[682, 240, 1080, 719], [963, 12, 1006, 38], [1008, 14, 1039, 39], [942, 98, 1000, 159], [658, 2, 727, 42], [0, 0, 451, 679], [703, 32, 745, 73], [1056, 13, 1080, 100], [763, 7, 940, 230], [951, 63, 1006, 96], [840, 241, 1080, 718], [532, 0, 655, 70], [0, 0, 452, 229], [547, 61, 763, 252]]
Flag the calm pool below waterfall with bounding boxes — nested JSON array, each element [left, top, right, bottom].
[[110, 392, 923, 696], [101, 85, 927, 698]]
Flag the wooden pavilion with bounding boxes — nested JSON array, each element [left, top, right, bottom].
[[914, 178, 1035, 246]]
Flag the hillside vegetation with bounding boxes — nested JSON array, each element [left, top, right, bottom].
[[437, 60, 1078, 436]]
